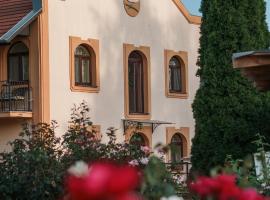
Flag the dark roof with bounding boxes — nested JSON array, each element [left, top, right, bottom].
[[0, 0, 32, 37], [0, 0, 42, 44], [233, 49, 270, 60]]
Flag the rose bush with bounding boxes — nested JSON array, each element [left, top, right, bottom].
[[0, 102, 179, 200], [190, 175, 267, 200]]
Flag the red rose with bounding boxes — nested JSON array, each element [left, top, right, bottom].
[[190, 176, 221, 197], [108, 165, 140, 195], [66, 161, 141, 200], [239, 189, 265, 200]]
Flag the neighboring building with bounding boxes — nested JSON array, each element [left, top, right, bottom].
[[0, 0, 201, 162], [233, 50, 270, 91]]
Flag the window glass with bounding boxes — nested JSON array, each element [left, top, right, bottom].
[[128, 51, 144, 114], [82, 59, 90, 83], [74, 45, 91, 86], [75, 45, 90, 56], [169, 56, 182, 93], [130, 133, 147, 147], [171, 133, 183, 163], [22, 56, 29, 81], [8, 42, 29, 82], [75, 57, 80, 83]]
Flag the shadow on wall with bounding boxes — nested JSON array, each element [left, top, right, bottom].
[[0, 119, 29, 152], [84, 0, 198, 120]]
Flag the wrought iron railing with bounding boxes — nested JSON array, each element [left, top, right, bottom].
[[0, 81, 32, 112], [166, 161, 192, 197]]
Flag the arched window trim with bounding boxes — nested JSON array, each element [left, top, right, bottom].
[[164, 50, 188, 99], [69, 36, 100, 93], [7, 42, 29, 82], [166, 127, 190, 163], [124, 43, 151, 120]]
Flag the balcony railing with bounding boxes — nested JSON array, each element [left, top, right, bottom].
[[166, 161, 192, 197], [0, 81, 32, 112]]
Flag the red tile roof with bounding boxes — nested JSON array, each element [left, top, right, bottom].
[[0, 0, 33, 37]]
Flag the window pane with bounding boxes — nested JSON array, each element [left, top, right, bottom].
[[82, 59, 90, 84], [130, 133, 146, 147], [169, 57, 182, 92], [22, 55, 29, 81], [171, 134, 183, 163], [9, 42, 28, 54], [8, 56, 20, 81], [128, 51, 144, 114], [75, 57, 80, 83], [8, 42, 29, 82], [75, 45, 90, 56]]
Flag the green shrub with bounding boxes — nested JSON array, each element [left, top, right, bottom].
[[0, 102, 178, 199], [0, 123, 64, 200], [191, 0, 270, 174]]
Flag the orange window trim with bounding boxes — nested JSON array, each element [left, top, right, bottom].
[[123, 43, 151, 120], [164, 49, 188, 99], [124, 126, 152, 148], [86, 125, 102, 140], [166, 127, 190, 162], [69, 36, 100, 93]]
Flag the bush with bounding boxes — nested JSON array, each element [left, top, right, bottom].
[[0, 102, 178, 200], [191, 0, 270, 174], [0, 123, 64, 200]]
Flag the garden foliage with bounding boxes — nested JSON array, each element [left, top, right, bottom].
[[0, 102, 177, 200], [191, 0, 270, 173]]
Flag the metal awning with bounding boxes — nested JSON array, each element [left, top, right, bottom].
[[122, 119, 174, 134]]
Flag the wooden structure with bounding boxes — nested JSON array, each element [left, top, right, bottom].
[[233, 50, 270, 91]]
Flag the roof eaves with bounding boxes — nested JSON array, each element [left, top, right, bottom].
[[172, 0, 201, 25], [233, 49, 270, 60], [0, 0, 42, 44]]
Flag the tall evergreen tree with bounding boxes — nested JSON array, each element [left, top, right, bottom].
[[191, 0, 270, 173]]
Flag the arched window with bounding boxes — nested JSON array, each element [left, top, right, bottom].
[[128, 51, 145, 114], [169, 56, 182, 93], [8, 42, 29, 82], [74, 45, 92, 86], [130, 132, 147, 147], [171, 133, 183, 163]]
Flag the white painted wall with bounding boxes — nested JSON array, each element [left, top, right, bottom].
[[48, 0, 200, 146]]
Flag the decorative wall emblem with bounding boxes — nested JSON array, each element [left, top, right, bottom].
[[123, 0, 140, 17]]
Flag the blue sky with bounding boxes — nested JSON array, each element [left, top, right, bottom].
[[181, 0, 270, 30]]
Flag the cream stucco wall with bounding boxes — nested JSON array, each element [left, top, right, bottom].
[[48, 0, 200, 149], [0, 119, 30, 152]]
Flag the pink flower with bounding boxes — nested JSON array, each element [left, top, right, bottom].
[[129, 160, 139, 167], [140, 146, 151, 155]]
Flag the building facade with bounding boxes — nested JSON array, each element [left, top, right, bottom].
[[0, 0, 201, 162]]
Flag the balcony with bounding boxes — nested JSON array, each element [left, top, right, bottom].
[[0, 81, 32, 118]]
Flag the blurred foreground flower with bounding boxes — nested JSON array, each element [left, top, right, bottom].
[[190, 175, 267, 200], [66, 161, 142, 200]]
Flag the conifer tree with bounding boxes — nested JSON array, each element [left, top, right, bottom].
[[191, 0, 270, 173]]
